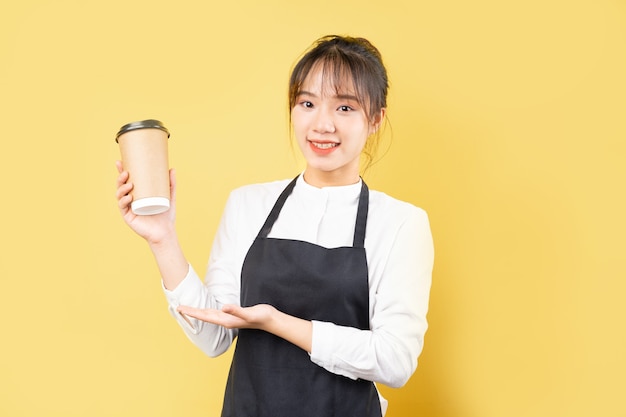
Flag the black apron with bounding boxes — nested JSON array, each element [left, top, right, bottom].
[[221, 176, 382, 417]]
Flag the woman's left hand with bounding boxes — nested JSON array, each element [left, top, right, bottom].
[[177, 304, 277, 331], [177, 303, 313, 353]]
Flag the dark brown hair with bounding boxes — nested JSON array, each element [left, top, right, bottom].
[[289, 35, 388, 123]]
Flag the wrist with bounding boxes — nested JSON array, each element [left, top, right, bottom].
[[262, 305, 281, 334], [147, 225, 178, 248], [267, 308, 312, 353]]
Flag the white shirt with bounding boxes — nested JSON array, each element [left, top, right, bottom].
[[164, 175, 434, 410]]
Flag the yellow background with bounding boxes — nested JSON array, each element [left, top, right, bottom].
[[1, 0, 625, 416]]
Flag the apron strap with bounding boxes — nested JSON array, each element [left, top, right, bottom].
[[353, 180, 369, 248], [257, 176, 298, 238], [257, 175, 369, 249]]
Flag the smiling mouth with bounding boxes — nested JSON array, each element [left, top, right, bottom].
[[309, 141, 339, 149]]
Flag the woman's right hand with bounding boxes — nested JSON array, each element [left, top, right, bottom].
[[115, 160, 178, 245]]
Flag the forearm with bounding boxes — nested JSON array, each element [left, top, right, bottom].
[[148, 231, 189, 290], [266, 309, 313, 353]]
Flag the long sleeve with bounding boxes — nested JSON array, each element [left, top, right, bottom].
[[309, 205, 434, 388]]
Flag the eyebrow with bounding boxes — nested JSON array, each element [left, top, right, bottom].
[[298, 90, 359, 101]]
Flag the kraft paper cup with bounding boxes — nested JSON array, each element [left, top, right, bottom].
[[116, 119, 171, 215]]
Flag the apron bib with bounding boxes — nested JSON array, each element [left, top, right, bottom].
[[221, 176, 382, 417]]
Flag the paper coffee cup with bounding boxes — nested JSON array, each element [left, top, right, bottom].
[[116, 119, 171, 215]]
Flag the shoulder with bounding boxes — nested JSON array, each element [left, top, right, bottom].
[[365, 189, 434, 267], [368, 189, 429, 226], [366, 189, 432, 249], [217, 178, 294, 239]]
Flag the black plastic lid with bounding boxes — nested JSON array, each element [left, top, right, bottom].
[[115, 119, 170, 143]]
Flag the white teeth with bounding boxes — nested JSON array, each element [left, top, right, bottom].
[[311, 142, 338, 149]]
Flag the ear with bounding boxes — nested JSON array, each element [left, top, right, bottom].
[[369, 108, 386, 135]]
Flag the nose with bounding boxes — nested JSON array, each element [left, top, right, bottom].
[[313, 107, 336, 134]]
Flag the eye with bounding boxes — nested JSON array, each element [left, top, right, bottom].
[[300, 101, 314, 108], [338, 105, 353, 112]]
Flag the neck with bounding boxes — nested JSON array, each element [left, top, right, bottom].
[[302, 167, 360, 188]]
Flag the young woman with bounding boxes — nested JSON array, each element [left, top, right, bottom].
[[116, 35, 434, 417]]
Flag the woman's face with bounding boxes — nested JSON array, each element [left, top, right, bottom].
[[291, 66, 383, 187]]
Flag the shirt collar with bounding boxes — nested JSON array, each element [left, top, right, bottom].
[[295, 172, 362, 202]]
